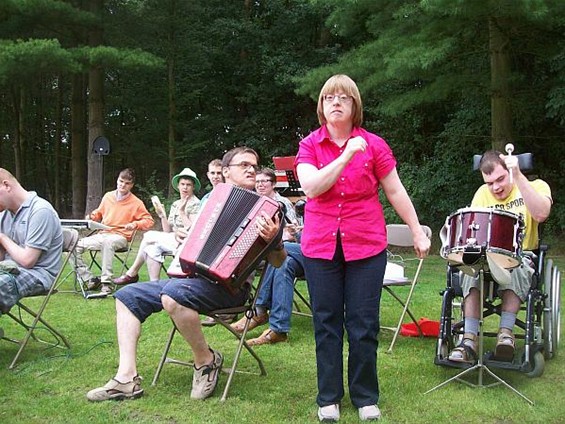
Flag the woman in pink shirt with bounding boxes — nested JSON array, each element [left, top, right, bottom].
[[295, 74, 430, 422]]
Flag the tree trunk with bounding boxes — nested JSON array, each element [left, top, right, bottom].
[[71, 73, 87, 218], [167, 0, 178, 198], [54, 74, 63, 210], [85, 0, 105, 214], [489, 17, 513, 152], [167, 53, 177, 197], [10, 86, 24, 180], [86, 66, 105, 213]]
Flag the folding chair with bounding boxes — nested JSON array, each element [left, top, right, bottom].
[[2, 228, 76, 369], [382, 224, 432, 353], [159, 252, 176, 278], [88, 229, 138, 279], [55, 228, 83, 294], [292, 277, 312, 317], [152, 266, 269, 401]]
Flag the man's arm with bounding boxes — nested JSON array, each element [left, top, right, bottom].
[[126, 204, 155, 231], [503, 154, 552, 222], [135, 207, 155, 230], [87, 194, 107, 222], [256, 211, 287, 268], [0, 233, 42, 268]]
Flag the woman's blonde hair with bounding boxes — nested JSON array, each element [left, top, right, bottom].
[[316, 74, 363, 127]]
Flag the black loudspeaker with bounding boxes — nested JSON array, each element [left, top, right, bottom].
[[93, 136, 110, 155]]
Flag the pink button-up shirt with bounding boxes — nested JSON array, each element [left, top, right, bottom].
[[295, 126, 396, 261]]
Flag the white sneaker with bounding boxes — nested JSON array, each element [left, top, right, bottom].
[[359, 405, 381, 421], [190, 349, 223, 400], [318, 404, 340, 422]]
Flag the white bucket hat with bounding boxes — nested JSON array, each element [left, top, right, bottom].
[[172, 167, 201, 192]]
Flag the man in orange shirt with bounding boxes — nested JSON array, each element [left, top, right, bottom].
[[71, 168, 154, 295]]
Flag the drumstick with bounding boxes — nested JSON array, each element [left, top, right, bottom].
[[505, 143, 514, 184]]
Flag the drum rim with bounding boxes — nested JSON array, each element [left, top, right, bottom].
[[447, 206, 520, 220]]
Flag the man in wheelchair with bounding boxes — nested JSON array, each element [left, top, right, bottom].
[[448, 150, 552, 364]]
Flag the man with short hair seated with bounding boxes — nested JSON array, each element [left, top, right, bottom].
[[0, 168, 63, 318], [86, 147, 286, 402], [448, 150, 552, 363], [71, 168, 154, 295]]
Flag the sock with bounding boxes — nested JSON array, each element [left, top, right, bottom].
[[464, 317, 479, 337], [256, 306, 267, 316], [500, 311, 516, 332]]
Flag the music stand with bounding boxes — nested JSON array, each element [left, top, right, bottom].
[[425, 245, 534, 405], [273, 156, 304, 197]]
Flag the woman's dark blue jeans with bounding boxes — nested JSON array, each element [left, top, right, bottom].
[[303, 245, 386, 408]]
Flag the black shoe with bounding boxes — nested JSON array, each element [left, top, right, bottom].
[[87, 277, 102, 291]]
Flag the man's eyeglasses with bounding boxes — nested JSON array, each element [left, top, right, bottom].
[[228, 162, 260, 172], [323, 94, 353, 104], [255, 179, 273, 185]]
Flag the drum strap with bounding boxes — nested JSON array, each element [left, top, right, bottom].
[[439, 222, 449, 258]]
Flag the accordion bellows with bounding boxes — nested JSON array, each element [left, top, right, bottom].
[[179, 183, 281, 292]]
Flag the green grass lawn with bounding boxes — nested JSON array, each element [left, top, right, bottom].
[[1, 253, 564, 423]]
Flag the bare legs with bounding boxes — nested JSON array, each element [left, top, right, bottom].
[[114, 300, 142, 382], [162, 295, 213, 367], [464, 287, 520, 319], [146, 258, 162, 281], [124, 238, 165, 281], [113, 295, 212, 382]]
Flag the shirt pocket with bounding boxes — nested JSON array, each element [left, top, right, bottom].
[[346, 158, 376, 196]]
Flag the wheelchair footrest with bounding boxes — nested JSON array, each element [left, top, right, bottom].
[[435, 348, 538, 374]]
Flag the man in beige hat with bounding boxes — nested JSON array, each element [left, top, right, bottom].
[[113, 168, 201, 284]]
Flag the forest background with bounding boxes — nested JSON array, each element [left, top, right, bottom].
[[1, 0, 564, 239]]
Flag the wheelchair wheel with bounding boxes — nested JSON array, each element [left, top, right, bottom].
[[436, 285, 463, 362], [525, 350, 545, 378], [551, 266, 561, 356], [543, 259, 554, 359]]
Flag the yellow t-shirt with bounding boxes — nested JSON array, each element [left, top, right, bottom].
[[471, 179, 551, 251]]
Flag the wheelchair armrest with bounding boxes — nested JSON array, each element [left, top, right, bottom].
[[538, 244, 548, 253]]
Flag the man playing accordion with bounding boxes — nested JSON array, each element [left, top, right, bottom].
[[86, 147, 286, 402]]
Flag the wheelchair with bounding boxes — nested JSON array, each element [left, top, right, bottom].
[[434, 152, 561, 378], [434, 243, 561, 377]]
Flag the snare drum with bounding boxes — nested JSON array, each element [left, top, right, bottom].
[[445, 207, 523, 269]]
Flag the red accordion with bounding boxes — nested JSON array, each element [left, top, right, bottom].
[[174, 183, 281, 293]]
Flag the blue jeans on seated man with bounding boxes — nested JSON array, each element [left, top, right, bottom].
[[255, 242, 305, 334]]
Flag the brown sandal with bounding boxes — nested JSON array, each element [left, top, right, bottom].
[[231, 313, 268, 334], [86, 375, 144, 402], [494, 330, 515, 361], [448, 334, 477, 363]]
